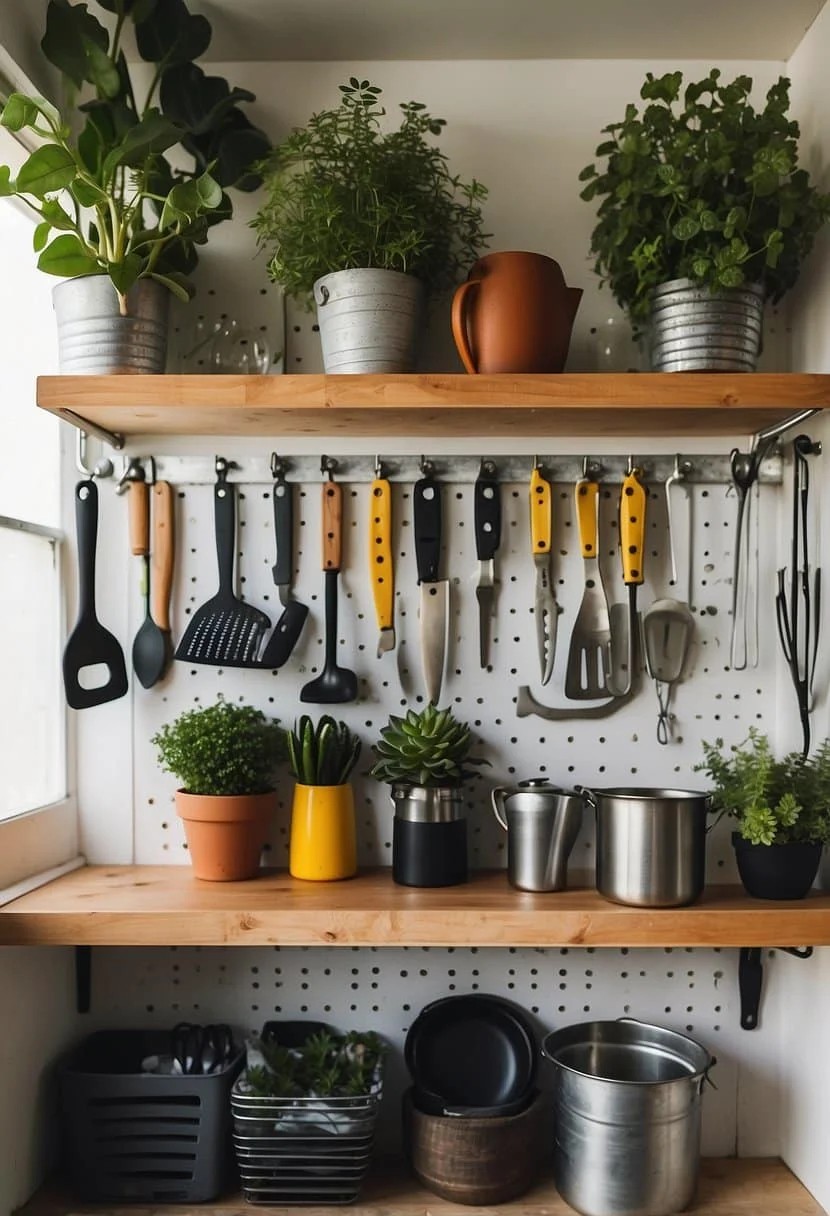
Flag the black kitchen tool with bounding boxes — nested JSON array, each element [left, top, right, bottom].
[[405, 993, 537, 1114], [175, 457, 270, 667], [300, 464, 357, 703], [258, 459, 309, 668], [63, 479, 129, 710], [414, 467, 449, 703], [474, 459, 501, 669], [172, 1022, 233, 1076], [129, 479, 169, 689]]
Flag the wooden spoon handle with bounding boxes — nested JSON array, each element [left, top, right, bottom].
[[151, 481, 175, 631], [322, 480, 343, 572]]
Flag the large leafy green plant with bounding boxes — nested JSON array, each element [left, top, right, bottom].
[[252, 77, 489, 298], [696, 729, 830, 846], [0, 0, 270, 309], [579, 70, 830, 324], [153, 700, 286, 797]]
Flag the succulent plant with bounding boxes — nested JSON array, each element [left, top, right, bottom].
[[287, 716, 362, 786], [370, 705, 485, 788]]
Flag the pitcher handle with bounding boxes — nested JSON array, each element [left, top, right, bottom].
[[491, 787, 509, 830], [451, 279, 480, 374], [574, 784, 597, 810]]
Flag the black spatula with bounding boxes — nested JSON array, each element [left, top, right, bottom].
[[175, 458, 270, 667], [63, 479, 128, 710]]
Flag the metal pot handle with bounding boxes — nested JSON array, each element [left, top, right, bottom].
[[574, 784, 597, 809], [491, 787, 508, 830]]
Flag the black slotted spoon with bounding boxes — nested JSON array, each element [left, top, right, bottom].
[[175, 457, 270, 668]]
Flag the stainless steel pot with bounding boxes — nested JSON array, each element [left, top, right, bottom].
[[542, 1018, 714, 1216], [491, 779, 582, 892], [581, 787, 710, 907], [391, 784, 462, 823]]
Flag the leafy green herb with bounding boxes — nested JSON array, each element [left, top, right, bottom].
[[287, 716, 362, 786], [251, 77, 489, 299], [153, 700, 286, 796], [696, 728, 830, 846], [245, 1030, 384, 1099], [370, 704, 487, 788], [579, 71, 830, 325]]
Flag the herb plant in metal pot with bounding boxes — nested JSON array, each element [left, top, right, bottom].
[[252, 77, 489, 373], [287, 716, 362, 881], [0, 0, 270, 373], [579, 70, 830, 371], [697, 729, 830, 899], [153, 700, 286, 881], [371, 705, 488, 888]]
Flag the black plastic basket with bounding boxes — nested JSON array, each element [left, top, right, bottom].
[[59, 1029, 244, 1203]]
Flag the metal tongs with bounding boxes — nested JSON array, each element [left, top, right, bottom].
[[776, 434, 822, 757]]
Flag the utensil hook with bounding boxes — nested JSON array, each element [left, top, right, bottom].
[[419, 454, 434, 477], [76, 430, 114, 480], [115, 456, 147, 497], [271, 451, 288, 480], [321, 454, 338, 481]]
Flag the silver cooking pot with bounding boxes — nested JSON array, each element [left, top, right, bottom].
[[580, 787, 711, 907]]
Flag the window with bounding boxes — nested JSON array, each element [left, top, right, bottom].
[[0, 123, 78, 892]]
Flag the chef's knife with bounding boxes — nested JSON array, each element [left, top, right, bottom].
[[370, 470, 395, 656], [474, 460, 501, 668], [414, 471, 449, 704]]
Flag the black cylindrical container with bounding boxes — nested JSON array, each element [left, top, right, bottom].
[[733, 833, 822, 900], [393, 817, 468, 887]]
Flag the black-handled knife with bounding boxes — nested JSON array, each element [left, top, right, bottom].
[[414, 472, 448, 703], [474, 460, 501, 668]]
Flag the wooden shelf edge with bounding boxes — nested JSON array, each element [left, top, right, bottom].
[[15, 1158, 828, 1215], [2, 867, 830, 948]]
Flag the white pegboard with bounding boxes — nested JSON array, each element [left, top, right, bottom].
[[131, 466, 780, 880]]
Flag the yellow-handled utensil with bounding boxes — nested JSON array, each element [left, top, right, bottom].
[[370, 464, 395, 657], [607, 465, 647, 696], [530, 462, 558, 685]]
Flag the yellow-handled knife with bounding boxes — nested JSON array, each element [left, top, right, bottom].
[[530, 463, 558, 685], [370, 469, 395, 656]]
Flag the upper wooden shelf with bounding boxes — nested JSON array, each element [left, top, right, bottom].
[[3, 867, 830, 948], [36, 372, 830, 439]]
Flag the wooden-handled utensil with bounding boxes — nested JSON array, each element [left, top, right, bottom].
[[131, 480, 173, 689], [300, 467, 357, 703]]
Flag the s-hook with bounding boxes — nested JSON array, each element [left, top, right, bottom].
[[76, 430, 114, 480]]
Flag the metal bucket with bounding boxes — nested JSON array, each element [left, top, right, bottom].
[[542, 1019, 714, 1216], [581, 787, 710, 907], [313, 268, 425, 373], [647, 277, 764, 372], [53, 276, 169, 374]]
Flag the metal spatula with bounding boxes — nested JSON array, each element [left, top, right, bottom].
[[565, 475, 611, 698], [175, 457, 270, 667]]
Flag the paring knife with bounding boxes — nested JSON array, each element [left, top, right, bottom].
[[414, 469, 449, 704], [259, 461, 309, 668], [530, 464, 558, 685], [474, 459, 501, 668], [607, 466, 647, 696], [370, 467, 395, 657]]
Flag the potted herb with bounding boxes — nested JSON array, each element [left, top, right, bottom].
[[697, 729, 830, 899], [579, 70, 830, 370], [371, 705, 487, 888], [153, 700, 285, 881], [0, 0, 270, 373], [287, 716, 362, 881], [251, 77, 489, 373]]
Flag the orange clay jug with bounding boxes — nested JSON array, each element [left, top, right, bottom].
[[452, 251, 582, 374]]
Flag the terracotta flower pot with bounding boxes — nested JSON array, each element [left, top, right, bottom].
[[451, 251, 582, 374], [176, 790, 277, 881], [289, 784, 357, 881]]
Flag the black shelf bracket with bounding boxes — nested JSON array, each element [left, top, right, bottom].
[[75, 945, 92, 1014], [739, 945, 813, 1030]]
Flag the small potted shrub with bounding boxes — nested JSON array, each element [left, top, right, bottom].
[[153, 700, 285, 881], [0, 0, 270, 373], [697, 729, 830, 899], [251, 77, 488, 373], [579, 70, 830, 370], [287, 716, 362, 881], [371, 705, 487, 888]]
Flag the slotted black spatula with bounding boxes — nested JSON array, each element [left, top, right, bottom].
[[175, 458, 270, 667], [63, 479, 128, 710]]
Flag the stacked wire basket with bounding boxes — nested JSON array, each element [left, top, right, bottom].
[[231, 1080, 384, 1204]]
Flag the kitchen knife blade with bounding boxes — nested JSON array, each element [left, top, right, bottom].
[[414, 471, 448, 704]]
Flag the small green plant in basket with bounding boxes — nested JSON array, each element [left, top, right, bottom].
[[244, 1029, 385, 1099]]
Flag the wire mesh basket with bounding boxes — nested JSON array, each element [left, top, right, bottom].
[[231, 1078, 383, 1204]]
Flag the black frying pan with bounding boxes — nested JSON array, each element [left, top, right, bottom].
[[405, 994, 537, 1116]]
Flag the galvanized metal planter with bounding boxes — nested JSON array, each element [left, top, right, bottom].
[[53, 276, 169, 374], [648, 277, 765, 372], [313, 268, 425, 373]]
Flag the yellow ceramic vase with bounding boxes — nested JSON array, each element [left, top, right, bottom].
[[289, 783, 357, 881]]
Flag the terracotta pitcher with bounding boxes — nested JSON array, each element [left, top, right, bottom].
[[452, 251, 583, 374]]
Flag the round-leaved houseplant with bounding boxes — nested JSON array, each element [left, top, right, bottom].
[[153, 700, 285, 881], [697, 729, 830, 899], [371, 705, 487, 888], [579, 70, 830, 371], [252, 77, 488, 373], [0, 0, 270, 373], [286, 716, 362, 882]]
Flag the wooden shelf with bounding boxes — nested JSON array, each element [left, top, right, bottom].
[[36, 372, 830, 439], [15, 1159, 828, 1215], [3, 867, 830, 948]]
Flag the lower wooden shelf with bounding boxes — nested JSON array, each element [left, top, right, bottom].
[[16, 1159, 827, 1215], [2, 867, 830, 947]]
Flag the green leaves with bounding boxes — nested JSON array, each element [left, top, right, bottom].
[[103, 109, 182, 173], [41, 1, 114, 92], [134, 0, 211, 66], [152, 700, 286, 797], [17, 146, 76, 197], [37, 234, 100, 277], [1, 93, 43, 132], [286, 716, 362, 786], [370, 704, 485, 788]]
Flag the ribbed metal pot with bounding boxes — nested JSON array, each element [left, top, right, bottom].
[[391, 784, 462, 823], [647, 277, 764, 372], [53, 277, 169, 374], [313, 268, 425, 373]]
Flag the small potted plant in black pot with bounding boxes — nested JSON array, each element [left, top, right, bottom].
[[697, 729, 830, 899]]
